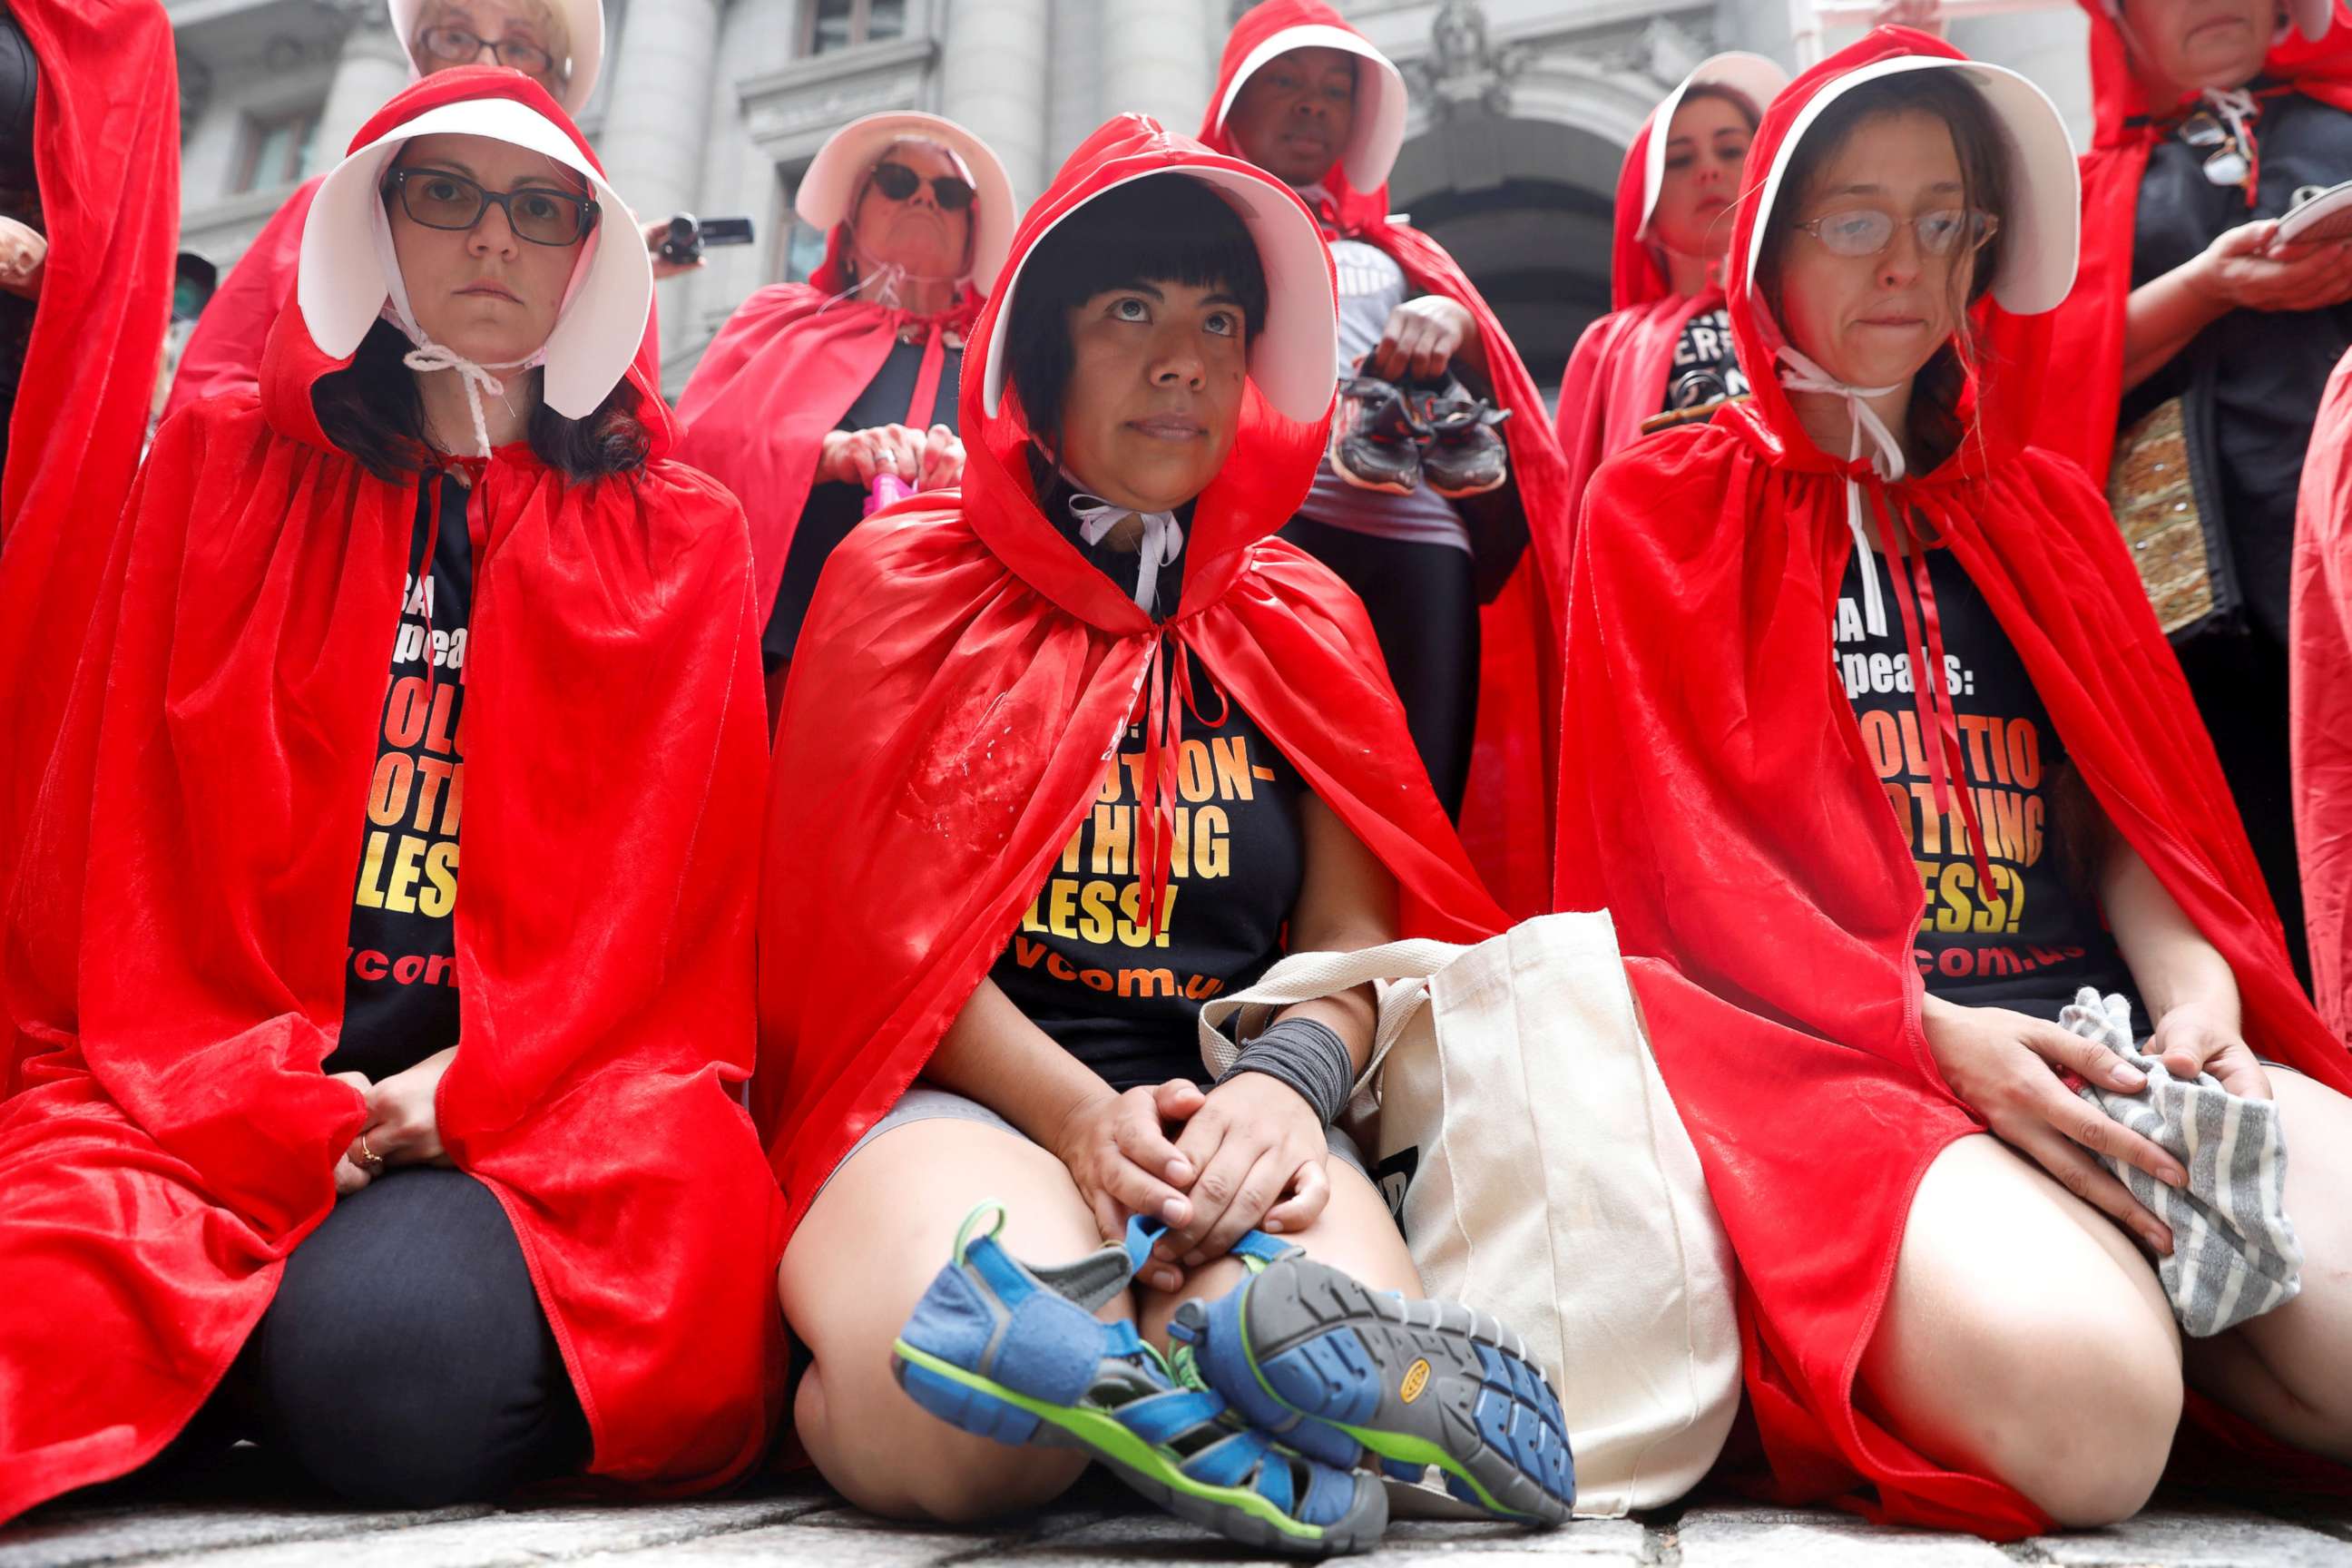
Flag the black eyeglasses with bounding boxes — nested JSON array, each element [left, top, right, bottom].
[[1790, 207, 2000, 260], [384, 167, 597, 246], [868, 160, 975, 211], [2178, 111, 2254, 189], [415, 24, 558, 79]]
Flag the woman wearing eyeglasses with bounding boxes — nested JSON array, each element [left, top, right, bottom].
[[1559, 27, 2352, 1536], [0, 66, 784, 1521], [1553, 53, 1786, 545], [160, 0, 668, 422], [676, 113, 1013, 724], [2043, 0, 2352, 987]]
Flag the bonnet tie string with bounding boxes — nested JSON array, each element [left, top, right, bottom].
[[1068, 495, 1184, 616], [402, 342, 528, 459], [2203, 86, 2262, 207], [1863, 482, 1996, 895], [1778, 344, 1904, 636], [1131, 633, 1227, 942]]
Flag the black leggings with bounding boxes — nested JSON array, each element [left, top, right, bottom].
[[2179, 630, 2309, 987], [194, 1168, 588, 1507], [1279, 517, 1481, 818]]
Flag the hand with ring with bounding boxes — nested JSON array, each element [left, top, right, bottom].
[[334, 1046, 460, 1196], [330, 1070, 377, 1194], [818, 423, 933, 488]]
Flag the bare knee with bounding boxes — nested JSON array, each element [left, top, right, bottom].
[[1994, 1329, 2181, 1526], [799, 1359, 1084, 1523], [1869, 1136, 2183, 1527]]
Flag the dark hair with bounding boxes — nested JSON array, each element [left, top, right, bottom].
[[1756, 72, 2012, 471], [1004, 173, 1269, 450], [1676, 82, 1763, 133], [310, 317, 652, 483]]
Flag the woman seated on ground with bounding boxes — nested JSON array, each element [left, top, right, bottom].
[[752, 118, 1563, 1546], [0, 67, 783, 1524], [679, 111, 1012, 724], [1557, 28, 2352, 1538]]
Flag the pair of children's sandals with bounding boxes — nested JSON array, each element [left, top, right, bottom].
[[891, 1204, 1574, 1555]]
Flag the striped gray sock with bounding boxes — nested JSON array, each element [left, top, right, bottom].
[[2063, 988, 2302, 1338]]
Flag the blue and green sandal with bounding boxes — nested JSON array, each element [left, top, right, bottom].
[[1170, 1237, 1575, 1524], [891, 1205, 1387, 1556]]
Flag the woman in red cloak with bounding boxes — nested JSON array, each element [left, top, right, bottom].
[[0, 67, 784, 1521], [754, 115, 1518, 1531], [2043, 0, 2352, 983], [159, 0, 664, 423], [1559, 28, 2352, 1538], [1552, 54, 1786, 536], [1195, 0, 1564, 918], [676, 111, 1014, 723], [0, 0, 177, 1006]]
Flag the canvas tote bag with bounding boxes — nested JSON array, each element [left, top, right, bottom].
[[1196, 911, 1740, 1516]]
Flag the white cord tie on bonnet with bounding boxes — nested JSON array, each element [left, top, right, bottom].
[[1778, 343, 1906, 637], [401, 342, 531, 458], [1069, 494, 1184, 616]]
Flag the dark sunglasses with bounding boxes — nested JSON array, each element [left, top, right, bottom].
[[2179, 111, 2254, 189], [383, 166, 597, 247], [415, 24, 557, 79], [868, 160, 975, 211]]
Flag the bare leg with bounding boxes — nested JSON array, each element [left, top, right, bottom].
[[779, 1119, 1112, 1524], [2183, 1067, 2352, 1460], [1137, 1160, 1416, 1346], [1859, 1134, 2183, 1526]]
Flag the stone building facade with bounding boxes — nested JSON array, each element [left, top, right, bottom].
[[165, 0, 2094, 396]]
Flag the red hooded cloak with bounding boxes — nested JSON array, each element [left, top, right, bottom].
[[0, 0, 177, 966], [2292, 351, 2352, 1035], [752, 115, 1506, 1233], [1198, 0, 1565, 920], [2042, 0, 2352, 483], [674, 223, 981, 624], [0, 72, 785, 1522], [1556, 30, 2352, 1536]]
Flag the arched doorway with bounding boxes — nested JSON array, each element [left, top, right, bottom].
[[1387, 112, 1623, 398]]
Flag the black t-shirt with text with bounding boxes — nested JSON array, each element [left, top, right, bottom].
[[1664, 306, 1747, 414], [1834, 545, 2140, 1021], [329, 473, 470, 1081], [762, 335, 965, 671], [985, 481, 1308, 1092]]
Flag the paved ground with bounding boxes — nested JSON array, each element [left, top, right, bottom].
[[7, 1454, 2352, 1568]]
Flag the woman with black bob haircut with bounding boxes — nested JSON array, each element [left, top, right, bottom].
[[0, 67, 785, 1521], [756, 118, 1564, 1550]]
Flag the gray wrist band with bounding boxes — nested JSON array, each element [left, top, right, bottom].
[[1218, 1016, 1355, 1127]]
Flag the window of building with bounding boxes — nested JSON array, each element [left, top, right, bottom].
[[775, 163, 831, 283], [804, 0, 906, 55], [235, 106, 318, 195]]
